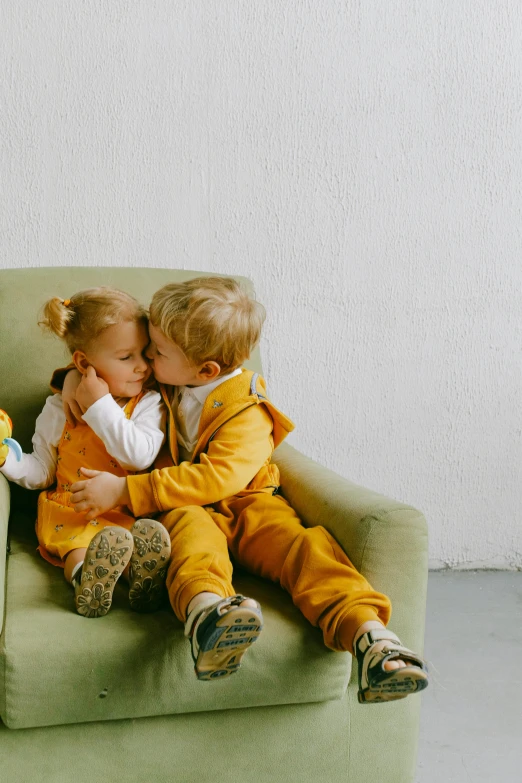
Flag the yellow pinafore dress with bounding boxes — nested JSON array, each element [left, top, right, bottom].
[[36, 394, 143, 567]]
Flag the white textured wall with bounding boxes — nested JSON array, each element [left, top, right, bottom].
[[2, 2, 522, 568]]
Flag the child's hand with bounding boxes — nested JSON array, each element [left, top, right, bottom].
[[70, 468, 130, 520], [62, 369, 83, 427], [76, 367, 110, 413]]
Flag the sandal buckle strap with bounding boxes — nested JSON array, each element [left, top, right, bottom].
[[356, 628, 401, 656]]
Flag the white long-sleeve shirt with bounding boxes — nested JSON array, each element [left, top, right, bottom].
[[0, 391, 166, 490]]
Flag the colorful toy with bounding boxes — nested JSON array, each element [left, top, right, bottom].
[[0, 409, 22, 465]]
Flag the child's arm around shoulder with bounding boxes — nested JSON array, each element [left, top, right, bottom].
[[81, 390, 166, 471], [70, 402, 275, 521], [0, 395, 63, 489]]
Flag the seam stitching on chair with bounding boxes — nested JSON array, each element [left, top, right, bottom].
[[359, 507, 427, 572], [358, 515, 379, 574]]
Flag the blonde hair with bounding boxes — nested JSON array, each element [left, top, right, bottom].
[[149, 277, 266, 372], [39, 287, 148, 353]]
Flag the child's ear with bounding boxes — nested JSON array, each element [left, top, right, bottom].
[[197, 361, 221, 382], [72, 351, 89, 375]]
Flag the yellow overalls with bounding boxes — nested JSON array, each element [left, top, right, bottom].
[[36, 394, 143, 566]]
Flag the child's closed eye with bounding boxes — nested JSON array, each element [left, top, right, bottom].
[[119, 355, 132, 361]]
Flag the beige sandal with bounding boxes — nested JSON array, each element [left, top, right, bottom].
[[74, 527, 133, 618], [355, 628, 429, 704], [185, 595, 263, 681], [128, 519, 171, 613]]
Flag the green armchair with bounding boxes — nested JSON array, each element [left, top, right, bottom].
[[0, 267, 428, 783]]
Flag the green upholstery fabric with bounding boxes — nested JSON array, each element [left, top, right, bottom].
[[0, 268, 428, 783], [2, 528, 350, 729], [0, 474, 8, 637]]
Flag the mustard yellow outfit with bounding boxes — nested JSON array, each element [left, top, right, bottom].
[[37, 394, 142, 567], [123, 371, 392, 653]]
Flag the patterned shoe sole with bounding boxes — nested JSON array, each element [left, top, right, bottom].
[[128, 519, 171, 613], [195, 604, 263, 681], [358, 667, 429, 704], [74, 527, 133, 618]]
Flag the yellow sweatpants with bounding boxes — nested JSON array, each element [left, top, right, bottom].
[[161, 492, 391, 654]]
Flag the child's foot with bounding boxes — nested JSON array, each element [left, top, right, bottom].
[[185, 594, 263, 681], [353, 623, 429, 704], [128, 519, 171, 613], [74, 527, 133, 618]]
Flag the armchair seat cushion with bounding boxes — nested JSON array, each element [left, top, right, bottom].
[[1, 525, 351, 730]]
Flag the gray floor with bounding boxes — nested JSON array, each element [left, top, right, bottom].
[[416, 571, 522, 783]]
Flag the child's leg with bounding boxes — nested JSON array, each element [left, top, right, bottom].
[[160, 505, 236, 622], [209, 493, 428, 701], [209, 492, 390, 652], [63, 548, 87, 583], [160, 505, 262, 679]]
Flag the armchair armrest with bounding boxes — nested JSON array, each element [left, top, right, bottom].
[[272, 442, 429, 652], [0, 473, 10, 636]]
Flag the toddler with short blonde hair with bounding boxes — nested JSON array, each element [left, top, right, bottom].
[[149, 276, 266, 373]]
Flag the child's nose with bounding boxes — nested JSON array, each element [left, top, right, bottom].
[[136, 355, 148, 373]]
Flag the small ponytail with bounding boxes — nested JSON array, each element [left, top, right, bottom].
[[39, 297, 75, 339], [37, 287, 147, 354]]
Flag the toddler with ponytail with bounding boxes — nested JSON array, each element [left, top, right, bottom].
[[0, 286, 170, 618]]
